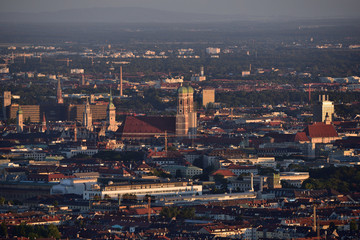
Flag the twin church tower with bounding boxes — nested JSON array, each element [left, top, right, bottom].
[[176, 85, 197, 137]]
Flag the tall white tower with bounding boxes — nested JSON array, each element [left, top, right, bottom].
[[83, 98, 93, 131], [17, 107, 24, 133], [313, 95, 334, 123]]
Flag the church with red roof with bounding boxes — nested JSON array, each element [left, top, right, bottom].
[[295, 122, 339, 144], [116, 86, 197, 140]]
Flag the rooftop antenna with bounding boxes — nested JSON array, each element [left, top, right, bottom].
[[148, 196, 151, 223], [164, 131, 168, 153], [120, 66, 123, 97]]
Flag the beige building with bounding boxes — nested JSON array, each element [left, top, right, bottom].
[[202, 88, 215, 107]]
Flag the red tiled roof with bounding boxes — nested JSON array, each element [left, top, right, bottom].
[[211, 169, 236, 177], [117, 116, 175, 138], [303, 122, 338, 138], [294, 132, 310, 142]]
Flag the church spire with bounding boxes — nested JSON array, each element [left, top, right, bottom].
[[57, 79, 64, 104], [41, 113, 47, 132], [83, 97, 93, 131], [107, 88, 117, 131]]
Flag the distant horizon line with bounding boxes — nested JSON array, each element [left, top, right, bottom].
[[0, 6, 359, 23]]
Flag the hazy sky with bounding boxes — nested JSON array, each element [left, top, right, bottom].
[[1, 0, 359, 18]]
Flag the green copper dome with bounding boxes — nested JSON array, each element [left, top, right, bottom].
[[177, 86, 188, 94], [187, 86, 194, 94]]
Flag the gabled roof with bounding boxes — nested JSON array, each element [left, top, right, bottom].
[[117, 116, 176, 138], [211, 169, 236, 177], [294, 132, 310, 142], [303, 122, 338, 138]]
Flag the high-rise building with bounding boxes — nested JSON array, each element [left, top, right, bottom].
[[67, 104, 107, 122], [2, 91, 11, 119], [57, 79, 64, 104], [202, 88, 215, 107], [8, 105, 40, 122], [176, 85, 197, 137], [313, 95, 334, 123], [83, 99, 93, 131]]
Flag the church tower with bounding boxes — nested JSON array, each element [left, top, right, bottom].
[[176, 85, 197, 137], [187, 86, 197, 137], [176, 86, 189, 137], [17, 107, 24, 133], [107, 90, 118, 131], [57, 79, 64, 104], [83, 98, 93, 131], [41, 113, 47, 132], [313, 95, 334, 123]]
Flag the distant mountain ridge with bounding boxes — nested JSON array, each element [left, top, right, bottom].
[[0, 7, 255, 23]]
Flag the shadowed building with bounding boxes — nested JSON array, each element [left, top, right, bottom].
[[67, 104, 108, 122], [2, 91, 11, 119]]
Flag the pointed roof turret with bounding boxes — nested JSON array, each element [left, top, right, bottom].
[[108, 88, 115, 108], [17, 106, 23, 114]]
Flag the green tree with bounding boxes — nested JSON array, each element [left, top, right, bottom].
[[179, 207, 195, 219], [0, 222, 8, 238], [350, 220, 358, 232], [47, 224, 61, 239], [160, 206, 180, 219]]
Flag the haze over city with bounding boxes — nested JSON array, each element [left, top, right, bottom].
[[1, 0, 360, 22]]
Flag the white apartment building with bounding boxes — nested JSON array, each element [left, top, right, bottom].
[[83, 181, 202, 200]]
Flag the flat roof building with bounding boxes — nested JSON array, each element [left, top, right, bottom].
[[83, 181, 202, 200]]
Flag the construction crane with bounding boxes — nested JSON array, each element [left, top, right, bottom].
[[56, 58, 72, 67], [2, 58, 11, 65]]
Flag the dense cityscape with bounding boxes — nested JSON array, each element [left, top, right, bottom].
[[1, 1, 360, 240]]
